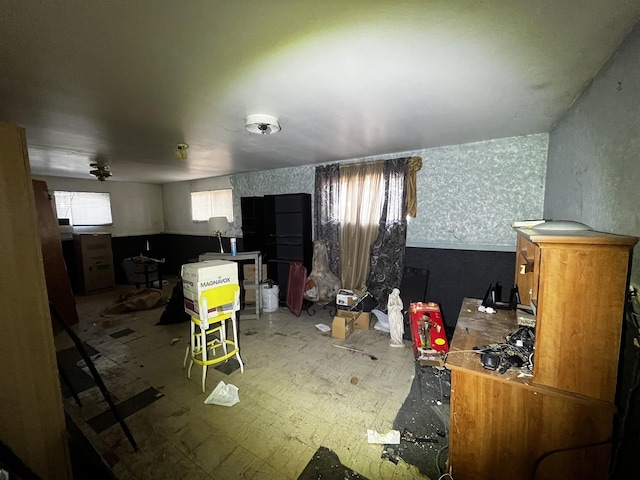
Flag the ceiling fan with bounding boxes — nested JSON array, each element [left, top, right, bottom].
[[89, 162, 112, 181]]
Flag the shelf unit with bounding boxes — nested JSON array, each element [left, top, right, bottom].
[[240, 196, 265, 254], [446, 227, 638, 479], [263, 193, 312, 302]]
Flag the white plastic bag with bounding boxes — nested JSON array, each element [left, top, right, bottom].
[[372, 309, 390, 333], [204, 381, 240, 407]]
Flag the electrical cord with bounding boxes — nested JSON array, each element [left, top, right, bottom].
[[529, 439, 612, 480], [436, 444, 449, 476]]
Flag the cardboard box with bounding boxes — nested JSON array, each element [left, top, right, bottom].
[[353, 311, 371, 330], [181, 260, 239, 319], [335, 309, 370, 330], [332, 309, 370, 337], [332, 310, 356, 339], [243, 264, 267, 281], [73, 233, 114, 294], [245, 288, 258, 303], [243, 264, 267, 303]]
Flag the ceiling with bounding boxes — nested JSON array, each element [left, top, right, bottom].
[[1, 1, 639, 184]]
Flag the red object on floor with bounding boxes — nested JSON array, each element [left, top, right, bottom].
[[286, 261, 307, 317], [409, 302, 448, 358]]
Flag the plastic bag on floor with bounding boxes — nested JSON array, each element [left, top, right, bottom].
[[372, 309, 390, 332], [204, 381, 240, 407]]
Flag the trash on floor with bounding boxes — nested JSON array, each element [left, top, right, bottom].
[[169, 337, 181, 346], [204, 381, 240, 407], [381, 447, 401, 464], [372, 309, 390, 332], [315, 323, 331, 333], [101, 288, 168, 316], [367, 429, 400, 444], [401, 428, 438, 444]]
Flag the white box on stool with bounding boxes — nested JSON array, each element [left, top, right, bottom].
[[181, 260, 239, 319]]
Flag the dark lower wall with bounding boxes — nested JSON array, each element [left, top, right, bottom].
[[155, 234, 243, 277], [404, 247, 516, 331], [62, 234, 166, 292], [62, 233, 514, 331], [62, 234, 245, 293]]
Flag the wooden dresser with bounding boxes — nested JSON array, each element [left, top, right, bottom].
[[445, 228, 637, 480]]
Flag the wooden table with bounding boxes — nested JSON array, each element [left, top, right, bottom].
[[445, 298, 614, 480]]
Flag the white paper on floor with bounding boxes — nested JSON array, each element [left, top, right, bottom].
[[315, 323, 331, 333], [367, 429, 401, 444], [204, 381, 240, 407]]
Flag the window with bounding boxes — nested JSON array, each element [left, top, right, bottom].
[[54, 191, 113, 226], [191, 189, 233, 222]]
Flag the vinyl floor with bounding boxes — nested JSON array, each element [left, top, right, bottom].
[[55, 280, 443, 480]]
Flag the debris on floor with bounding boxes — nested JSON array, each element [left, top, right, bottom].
[[383, 362, 451, 477], [381, 447, 400, 465], [204, 381, 240, 407], [297, 446, 369, 480], [333, 344, 378, 360], [367, 429, 400, 444]]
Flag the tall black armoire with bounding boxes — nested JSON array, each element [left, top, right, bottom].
[[263, 193, 312, 302]]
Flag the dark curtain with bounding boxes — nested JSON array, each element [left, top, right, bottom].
[[314, 164, 341, 277], [366, 157, 410, 308]]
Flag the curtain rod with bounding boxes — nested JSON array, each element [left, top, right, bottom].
[[339, 156, 422, 168]]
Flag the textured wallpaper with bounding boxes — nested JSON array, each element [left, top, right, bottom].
[[231, 165, 315, 197], [230, 133, 548, 250], [407, 134, 548, 249], [545, 23, 640, 285]]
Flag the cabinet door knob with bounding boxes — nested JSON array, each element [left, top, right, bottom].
[[520, 265, 526, 274]]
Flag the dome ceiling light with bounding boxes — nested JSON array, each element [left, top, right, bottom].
[[245, 114, 281, 135], [175, 143, 189, 161]]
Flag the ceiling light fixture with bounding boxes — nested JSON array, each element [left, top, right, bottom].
[[89, 162, 112, 181], [245, 114, 281, 135], [175, 143, 189, 161]]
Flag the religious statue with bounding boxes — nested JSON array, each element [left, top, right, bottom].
[[387, 288, 404, 347]]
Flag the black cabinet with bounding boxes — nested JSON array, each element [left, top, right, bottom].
[[264, 193, 312, 302], [240, 196, 265, 253]]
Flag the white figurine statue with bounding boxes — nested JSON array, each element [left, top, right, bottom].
[[387, 288, 404, 347]]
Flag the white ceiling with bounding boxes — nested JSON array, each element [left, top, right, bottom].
[[1, 1, 639, 184]]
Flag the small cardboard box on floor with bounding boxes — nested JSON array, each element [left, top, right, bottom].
[[331, 309, 372, 339], [181, 260, 239, 319]]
